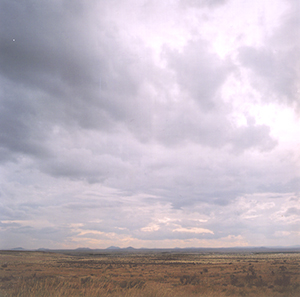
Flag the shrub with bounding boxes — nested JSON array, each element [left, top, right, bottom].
[[230, 274, 239, 286], [119, 279, 145, 289], [179, 275, 200, 285], [81, 276, 91, 285], [274, 274, 291, 287]]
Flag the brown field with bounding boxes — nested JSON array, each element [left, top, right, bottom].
[[0, 250, 300, 296]]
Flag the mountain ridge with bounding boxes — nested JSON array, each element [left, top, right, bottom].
[[4, 245, 300, 253]]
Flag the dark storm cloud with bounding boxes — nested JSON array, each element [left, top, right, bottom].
[[0, 0, 143, 133], [0, 0, 154, 174], [0, 1, 97, 90], [0, 80, 50, 162]]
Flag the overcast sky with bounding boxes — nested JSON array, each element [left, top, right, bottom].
[[0, 0, 299, 250]]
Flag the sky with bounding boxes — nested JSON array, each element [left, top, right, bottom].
[[0, 0, 299, 250]]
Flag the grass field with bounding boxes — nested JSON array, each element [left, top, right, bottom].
[[0, 250, 300, 296]]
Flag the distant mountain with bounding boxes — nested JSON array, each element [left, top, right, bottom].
[[12, 245, 299, 254], [106, 246, 135, 250], [106, 246, 121, 250]]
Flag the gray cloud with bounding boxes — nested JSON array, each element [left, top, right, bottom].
[[238, 46, 298, 104], [165, 39, 233, 110], [231, 123, 278, 153], [0, 0, 148, 132], [238, 0, 300, 107], [0, 0, 299, 249], [0, 0, 278, 168], [284, 207, 300, 217], [180, 0, 228, 9]]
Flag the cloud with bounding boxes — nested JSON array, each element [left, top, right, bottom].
[[284, 207, 300, 217], [173, 227, 214, 234], [141, 224, 160, 232], [180, 0, 228, 9], [231, 123, 278, 153], [238, 46, 298, 104], [238, 0, 300, 108], [0, 0, 299, 249], [164, 39, 233, 110], [0, 0, 151, 133]]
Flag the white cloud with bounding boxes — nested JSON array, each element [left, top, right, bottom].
[[274, 231, 291, 237], [141, 224, 161, 232], [173, 227, 214, 234]]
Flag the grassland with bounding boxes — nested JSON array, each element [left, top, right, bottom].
[[0, 250, 300, 296]]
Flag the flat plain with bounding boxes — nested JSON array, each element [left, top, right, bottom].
[[0, 250, 300, 296]]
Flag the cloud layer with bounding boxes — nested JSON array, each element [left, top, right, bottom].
[[0, 0, 299, 249]]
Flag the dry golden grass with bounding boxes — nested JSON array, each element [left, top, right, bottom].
[[0, 250, 300, 296]]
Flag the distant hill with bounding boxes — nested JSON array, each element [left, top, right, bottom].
[[106, 246, 121, 250], [6, 245, 298, 254], [124, 246, 135, 250], [106, 246, 135, 250]]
